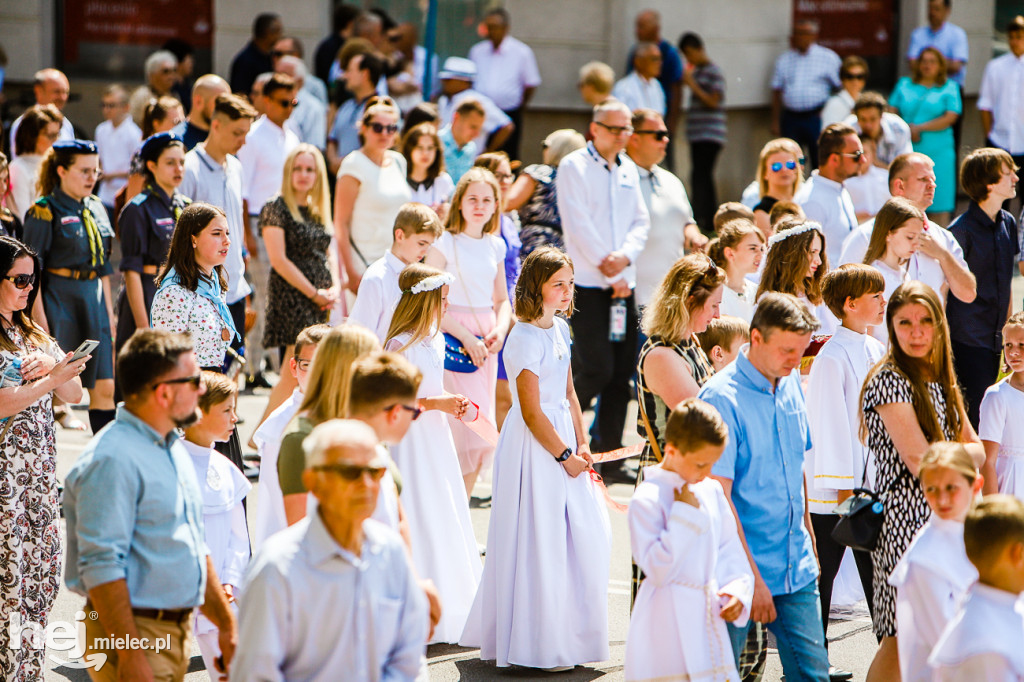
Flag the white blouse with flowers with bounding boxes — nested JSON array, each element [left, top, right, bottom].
[[151, 284, 231, 368]]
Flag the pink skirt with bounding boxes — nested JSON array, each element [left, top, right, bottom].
[[444, 306, 498, 475]]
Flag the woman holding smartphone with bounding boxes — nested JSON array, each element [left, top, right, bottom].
[[0, 236, 89, 679]]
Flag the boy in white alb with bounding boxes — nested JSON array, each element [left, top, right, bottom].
[[250, 324, 328, 550], [930, 495, 1024, 681], [805, 264, 887, 660], [349, 203, 444, 341]]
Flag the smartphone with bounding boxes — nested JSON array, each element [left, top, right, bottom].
[[69, 339, 99, 362]]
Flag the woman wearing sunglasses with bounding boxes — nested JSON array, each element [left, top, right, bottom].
[[151, 202, 246, 472], [753, 138, 805, 237], [0, 236, 88, 679], [334, 98, 411, 295], [23, 139, 117, 434], [822, 55, 869, 126]]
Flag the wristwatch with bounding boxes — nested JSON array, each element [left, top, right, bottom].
[[555, 448, 572, 462]]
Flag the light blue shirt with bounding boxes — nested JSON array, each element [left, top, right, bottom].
[[232, 515, 428, 681], [63, 406, 208, 608], [328, 95, 369, 161], [907, 22, 969, 87], [440, 126, 477, 183], [699, 349, 818, 596], [771, 43, 842, 111]]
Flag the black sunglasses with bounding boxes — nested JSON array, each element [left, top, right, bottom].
[[386, 403, 423, 421], [369, 122, 400, 135], [841, 72, 867, 80], [313, 462, 388, 482], [274, 98, 298, 109], [770, 160, 798, 172], [841, 150, 865, 161], [3, 273, 35, 289], [634, 130, 670, 141], [153, 374, 202, 389], [595, 121, 634, 136]]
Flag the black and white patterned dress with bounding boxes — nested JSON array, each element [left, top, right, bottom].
[[863, 366, 953, 637]]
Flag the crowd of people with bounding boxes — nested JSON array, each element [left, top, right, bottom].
[[0, 2, 1023, 681]]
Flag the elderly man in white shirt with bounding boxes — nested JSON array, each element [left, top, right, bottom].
[[838, 152, 976, 304], [468, 7, 541, 159], [625, 108, 706, 307], [275, 56, 327, 150], [556, 99, 650, 467], [233, 419, 429, 682], [94, 84, 142, 213], [795, 122, 862, 264], [979, 16, 1024, 199], [612, 42, 667, 117]]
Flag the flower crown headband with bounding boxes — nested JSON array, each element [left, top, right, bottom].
[[403, 272, 455, 295], [767, 221, 822, 250]]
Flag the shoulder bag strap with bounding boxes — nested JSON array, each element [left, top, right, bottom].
[[636, 356, 663, 463]]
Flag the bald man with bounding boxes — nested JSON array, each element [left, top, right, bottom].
[[9, 69, 75, 158], [172, 74, 231, 151]]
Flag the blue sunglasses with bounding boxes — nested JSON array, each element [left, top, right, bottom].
[[770, 160, 799, 173]]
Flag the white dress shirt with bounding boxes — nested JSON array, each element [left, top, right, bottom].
[[838, 217, 967, 303], [437, 88, 512, 154], [978, 51, 1024, 154], [822, 90, 855, 127], [468, 36, 542, 111], [633, 163, 694, 306], [9, 114, 74, 160], [929, 582, 1024, 682], [794, 171, 858, 264], [234, 514, 428, 682], [237, 116, 300, 216], [844, 164, 891, 218], [94, 117, 143, 207], [612, 72, 667, 116], [555, 144, 650, 289], [348, 251, 406, 342]]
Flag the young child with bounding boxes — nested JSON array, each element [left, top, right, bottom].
[[862, 196, 925, 344], [182, 371, 251, 678], [401, 123, 454, 221], [624, 398, 753, 682], [768, 199, 805, 234], [979, 311, 1024, 497], [805, 263, 887, 646], [929, 494, 1024, 680], [384, 263, 480, 645], [707, 219, 764, 323], [426, 167, 513, 498], [757, 217, 838, 337], [349, 202, 444, 342], [461, 247, 612, 671], [698, 315, 750, 372], [250, 323, 329, 550], [713, 201, 755, 233], [888, 442, 982, 682]]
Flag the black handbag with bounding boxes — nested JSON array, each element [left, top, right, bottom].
[[831, 488, 885, 552]]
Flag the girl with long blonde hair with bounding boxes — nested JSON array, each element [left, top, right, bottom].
[[385, 262, 480, 645], [254, 143, 338, 427], [275, 324, 379, 526]]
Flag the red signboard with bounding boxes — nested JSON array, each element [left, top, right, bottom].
[[61, 0, 213, 77], [793, 0, 897, 58]]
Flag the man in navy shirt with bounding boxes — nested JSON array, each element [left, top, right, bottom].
[[229, 13, 283, 96], [946, 147, 1021, 427]]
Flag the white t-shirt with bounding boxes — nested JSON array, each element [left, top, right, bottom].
[[436, 231, 506, 309], [845, 165, 890, 220], [721, 280, 757, 324], [338, 150, 412, 272]]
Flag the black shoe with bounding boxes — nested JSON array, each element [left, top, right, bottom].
[[829, 666, 853, 682], [247, 372, 273, 390]]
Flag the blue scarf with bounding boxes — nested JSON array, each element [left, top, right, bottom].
[[156, 266, 239, 341]]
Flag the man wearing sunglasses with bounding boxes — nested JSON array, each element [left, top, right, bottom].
[[233, 419, 429, 681], [64, 330, 238, 681], [795, 122, 862, 264], [238, 72, 301, 391]]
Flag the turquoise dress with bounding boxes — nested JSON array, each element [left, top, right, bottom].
[[889, 77, 962, 213]]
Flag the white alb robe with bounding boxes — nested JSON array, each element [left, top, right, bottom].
[[929, 582, 1024, 682], [624, 467, 754, 682]]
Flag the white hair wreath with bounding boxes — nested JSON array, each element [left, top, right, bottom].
[[407, 272, 455, 295], [767, 221, 823, 249]]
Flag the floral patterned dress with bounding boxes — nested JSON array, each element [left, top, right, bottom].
[[151, 284, 231, 369], [0, 328, 64, 680]]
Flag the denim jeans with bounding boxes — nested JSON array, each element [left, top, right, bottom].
[[727, 578, 830, 682]]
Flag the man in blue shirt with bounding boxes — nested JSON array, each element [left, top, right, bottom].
[[946, 147, 1021, 428], [700, 293, 831, 682], [64, 330, 237, 680]]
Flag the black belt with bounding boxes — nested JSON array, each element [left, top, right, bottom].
[[130, 607, 191, 623]]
